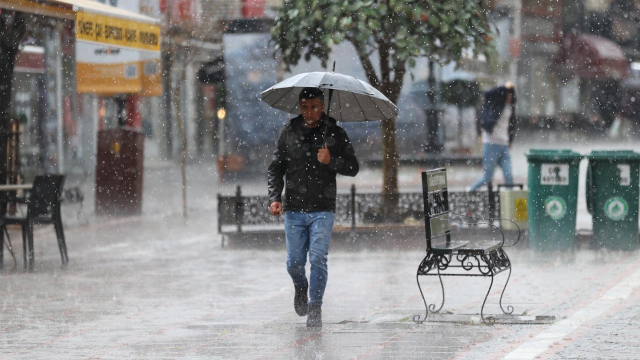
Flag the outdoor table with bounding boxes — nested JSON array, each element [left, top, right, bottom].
[[0, 184, 33, 213], [0, 184, 33, 191], [0, 184, 32, 210]]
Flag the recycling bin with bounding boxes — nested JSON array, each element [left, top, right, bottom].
[[586, 151, 640, 251], [95, 128, 144, 216], [526, 149, 582, 251]]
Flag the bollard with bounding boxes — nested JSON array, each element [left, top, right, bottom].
[[234, 185, 244, 233], [351, 184, 356, 230], [217, 193, 223, 234], [487, 182, 495, 219]]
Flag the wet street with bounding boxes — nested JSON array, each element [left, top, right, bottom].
[[2, 136, 640, 359], [2, 205, 640, 359], [5, 0, 640, 358]]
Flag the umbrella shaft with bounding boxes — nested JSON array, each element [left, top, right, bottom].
[[324, 89, 335, 141]]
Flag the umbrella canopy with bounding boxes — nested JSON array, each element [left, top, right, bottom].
[[261, 72, 398, 122]]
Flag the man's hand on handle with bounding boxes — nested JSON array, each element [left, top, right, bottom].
[[318, 143, 331, 165], [270, 201, 283, 216]]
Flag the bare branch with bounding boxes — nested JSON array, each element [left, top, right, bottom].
[[389, 57, 406, 103], [349, 39, 380, 88]]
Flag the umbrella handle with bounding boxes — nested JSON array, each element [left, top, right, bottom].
[[324, 89, 335, 141]]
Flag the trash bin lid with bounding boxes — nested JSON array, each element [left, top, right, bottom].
[[526, 149, 582, 161], [587, 150, 640, 161]]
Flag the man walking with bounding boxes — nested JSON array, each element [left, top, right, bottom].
[[469, 82, 517, 191], [268, 87, 359, 327]]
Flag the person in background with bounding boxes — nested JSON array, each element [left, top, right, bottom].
[[468, 82, 516, 191]]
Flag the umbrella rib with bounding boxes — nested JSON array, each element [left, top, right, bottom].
[[352, 93, 369, 121], [367, 94, 390, 120], [363, 84, 397, 117], [270, 87, 297, 112], [288, 96, 300, 114], [379, 96, 398, 117]]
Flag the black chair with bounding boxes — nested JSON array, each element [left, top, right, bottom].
[[0, 220, 18, 270], [0, 175, 68, 270]]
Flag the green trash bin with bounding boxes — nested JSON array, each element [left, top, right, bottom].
[[586, 151, 640, 251], [526, 149, 582, 251]]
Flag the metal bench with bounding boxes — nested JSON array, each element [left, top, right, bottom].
[[413, 168, 520, 325]]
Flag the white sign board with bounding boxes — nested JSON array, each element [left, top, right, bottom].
[[617, 164, 630, 186], [541, 164, 570, 185]]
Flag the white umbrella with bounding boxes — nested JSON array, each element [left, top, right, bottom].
[[260, 71, 398, 122]]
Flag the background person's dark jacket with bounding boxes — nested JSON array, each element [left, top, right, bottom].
[[268, 114, 359, 212], [477, 86, 517, 144]]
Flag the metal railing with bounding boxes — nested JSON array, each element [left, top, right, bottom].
[[218, 184, 501, 233]]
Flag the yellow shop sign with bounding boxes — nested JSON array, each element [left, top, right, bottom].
[[76, 11, 160, 52]]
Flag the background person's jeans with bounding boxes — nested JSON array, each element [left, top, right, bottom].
[[284, 211, 334, 305], [469, 143, 513, 191]]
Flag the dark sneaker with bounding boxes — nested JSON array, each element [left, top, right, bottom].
[[294, 284, 308, 316], [306, 303, 322, 327]]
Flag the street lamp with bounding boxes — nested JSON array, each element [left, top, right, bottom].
[[217, 108, 226, 175], [217, 108, 226, 120]]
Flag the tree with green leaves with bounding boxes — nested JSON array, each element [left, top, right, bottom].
[[272, 0, 496, 218]]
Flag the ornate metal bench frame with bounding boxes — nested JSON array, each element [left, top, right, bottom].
[[413, 169, 520, 325]]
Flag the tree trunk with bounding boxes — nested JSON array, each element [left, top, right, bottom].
[[0, 11, 27, 185], [381, 117, 400, 221], [350, 38, 404, 222], [0, 54, 17, 186], [379, 60, 403, 222]]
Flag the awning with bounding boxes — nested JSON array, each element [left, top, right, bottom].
[[557, 34, 628, 80], [0, 0, 157, 24], [51, 0, 158, 24], [14, 45, 45, 74], [0, 0, 74, 19]]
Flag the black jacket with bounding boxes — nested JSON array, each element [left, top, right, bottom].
[[268, 114, 359, 212], [478, 86, 517, 144]]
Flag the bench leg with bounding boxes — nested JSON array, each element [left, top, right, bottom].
[[429, 267, 446, 313], [481, 272, 495, 325], [413, 273, 429, 324], [413, 267, 447, 324], [499, 266, 514, 315]]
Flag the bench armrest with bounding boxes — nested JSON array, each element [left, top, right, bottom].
[[444, 217, 506, 247], [448, 215, 522, 247]]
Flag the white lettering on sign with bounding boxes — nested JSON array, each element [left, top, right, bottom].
[[541, 164, 570, 185], [617, 164, 630, 186]]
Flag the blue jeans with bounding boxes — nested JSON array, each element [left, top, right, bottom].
[[470, 143, 513, 191], [284, 211, 334, 305]]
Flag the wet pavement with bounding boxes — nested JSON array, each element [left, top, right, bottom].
[[2, 135, 640, 359], [2, 191, 640, 358]]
